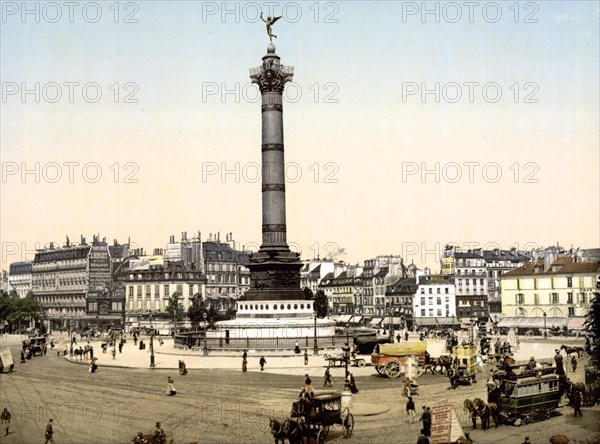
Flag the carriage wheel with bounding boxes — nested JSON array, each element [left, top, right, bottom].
[[343, 413, 355, 438], [317, 428, 327, 444], [384, 361, 402, 378], [375, 366, 385, 375], [357, 359, 366, 368]]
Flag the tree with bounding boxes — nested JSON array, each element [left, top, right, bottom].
[[303, 287, 314, 301], [187, 293, 206, 331], [165, 293, 184, 335], [313, 289, 329, 318], [584, 276, 600, 365]]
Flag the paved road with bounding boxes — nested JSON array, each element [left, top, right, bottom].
[[0, 334, 598, 444]]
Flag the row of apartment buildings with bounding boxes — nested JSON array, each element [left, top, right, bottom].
[[5, 237, 599, 332]]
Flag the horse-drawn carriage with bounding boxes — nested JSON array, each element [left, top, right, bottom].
[[487, 360, 565, 426], [270, 392, 354, 443], [371, 342, 427, 378], [323, 352, 368, 368], [448, 345, 478, 388]]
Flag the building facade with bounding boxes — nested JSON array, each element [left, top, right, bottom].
[[500, 255, 599, 318], [32, 236, 128, 332], [413, 272, 456, 328], [8, 261, 32, 298], [124, 260, 206, 333]]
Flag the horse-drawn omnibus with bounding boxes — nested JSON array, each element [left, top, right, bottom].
[[487, 360, 565, 426]]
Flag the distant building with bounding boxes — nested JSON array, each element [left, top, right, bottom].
[[32, 236, 129, 331], [385, 276, 417, 329], [124, 259, 206, 333], [8, 261, 32, 298], [482, 248, 531, 314], [500, 254, 599, 318], [318, 265, 362, 316], [413, 271, 457, 328]]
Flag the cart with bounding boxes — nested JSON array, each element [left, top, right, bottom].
[[291, 392, 354, 443]]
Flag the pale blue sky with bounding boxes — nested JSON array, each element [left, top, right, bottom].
[[1, 1, 599, 269]]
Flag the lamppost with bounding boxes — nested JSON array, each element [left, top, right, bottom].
[[203, 312, 208, 355], [313, 312, 318, 355], [343, 323, 351, 391], [543, 311, 547, 339], [69, 302, 74, 357], [149, 314, 155, 368]]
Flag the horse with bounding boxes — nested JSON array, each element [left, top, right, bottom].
[[282, 417, 306, 444], [423, 353, 453, 375], [463, 398, 498, 430], [560, 344, 584, 358], [269, 419, 287, 444]]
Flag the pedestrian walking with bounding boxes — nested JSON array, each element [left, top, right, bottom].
[[571, 355, 577, 372], [406, 396, 416, 422], [324, 366, 332, 387], [118, 340, 123, 353], [304, 350, 309, 365], [572, 390, 583, 417], [304, 374, 316, 399], [349, 373, 358, 394], [419, 406, 431, 436], [1, 407, 11, 436], [111, 347, 116, 360], [242, 358, 247, 372], [259, 356, 266, 371], [44, 419, 55, 444], [166, 376, 176, 396], [294, 341, 301, 354], [396, 333, 401, 343]]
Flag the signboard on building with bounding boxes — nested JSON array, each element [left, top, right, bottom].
[[130, 255, 164, 271], [88, 244, 111, 290], [0, 347, 14, 373], [166, 243, 182, 260]]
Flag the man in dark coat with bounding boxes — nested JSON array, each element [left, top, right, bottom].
[[554, 350, 565, 376]]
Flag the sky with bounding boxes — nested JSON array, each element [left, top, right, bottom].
[[1, 1, 599, 272]]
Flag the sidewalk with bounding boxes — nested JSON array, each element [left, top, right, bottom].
[[62, 337, 377, 377]]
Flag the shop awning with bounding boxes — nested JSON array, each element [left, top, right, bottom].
[[335, 314, 353, 323], [567, 317, 586, 330], [349, 315, 363, 324], [415, 317, 457, 326], [370, 317, 383, 326], [382, 316, 404, 325], [497, 317, 567, 329]]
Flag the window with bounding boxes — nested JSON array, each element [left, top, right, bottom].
[[111, 302, 122, 311], [472, 279, 477, 285], [421, 309, 425, 316], [128, 287, 133, 297], [567, 293, 573, 304], [579, 293, 586, 304], [534, 293, 539, 305], [568, 307, 574, 316], [420, 297, 425, 305], [136, 286, 142, 297], [567, 277, 572, 288], [428, 288, 432, 294], [516, 293, 524, 304], [445, 288, 449, 294], [550, 293, 558, 304], [164, 285, 169, 297], [437, 298, 441, 305], [437, 308, 442, 316], [155, 284, 160, 297], [480, 279, 484, 285], [88, 302, 97, 311], [458, 279, 462, 285], [145, 285, 151, 298]]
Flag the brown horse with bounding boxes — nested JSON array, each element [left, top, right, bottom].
[[464, 398, 498, 430], [424, 353, 453, 375]]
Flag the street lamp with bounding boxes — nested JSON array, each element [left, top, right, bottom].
[[149, 314, 155, 368], [543, 311, 547, 339], [69, 302, 74, 357], [343, 323, 351, 391], [203, 312, 208, 355], [313, 312, 318, 355]]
